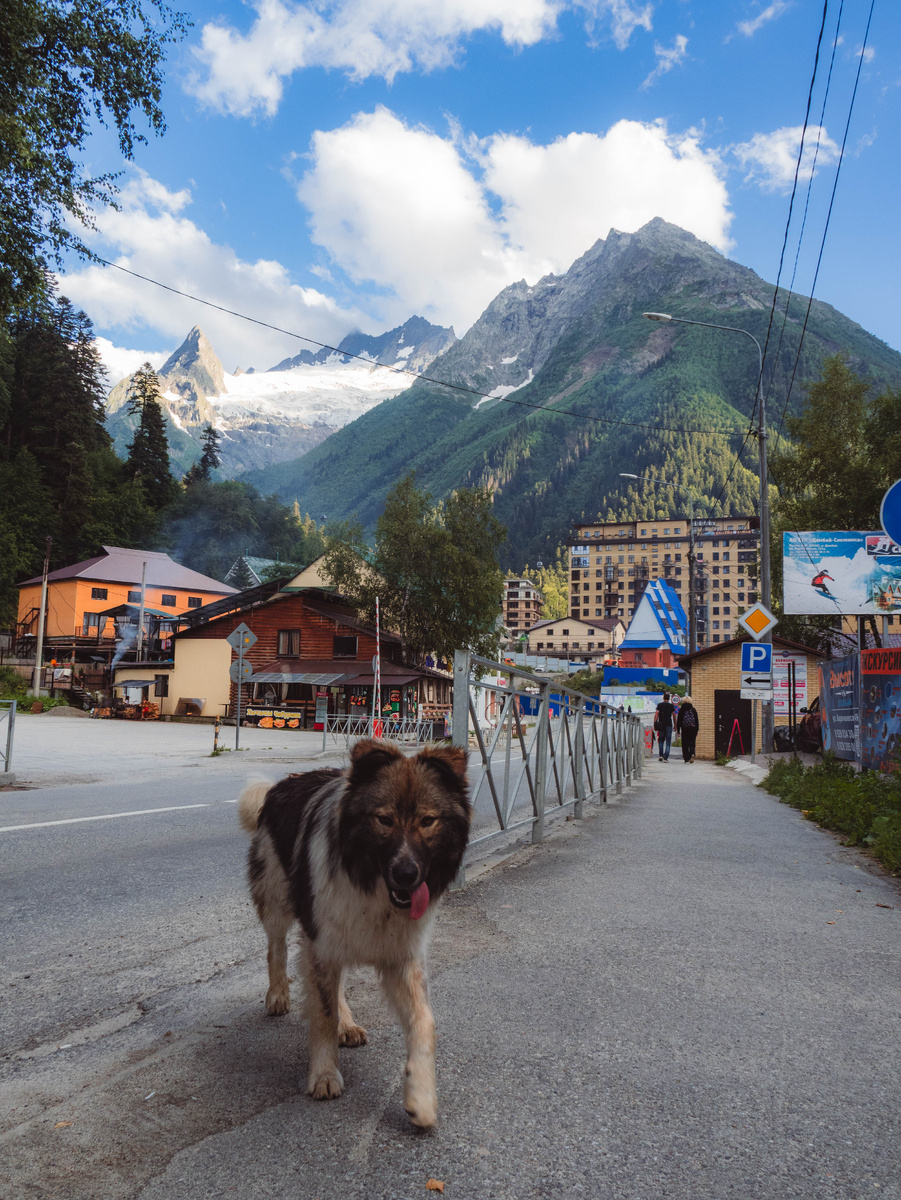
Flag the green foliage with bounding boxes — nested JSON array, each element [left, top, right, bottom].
[[519, 549, 568, 619], [770, 354, 901, 651], [321, 473, 506, 664], [0, 0, 189, 316], [156, 480, 327, 583], [762, 753, 901, 873], [566, 669, 605, 694], [125, 363, 177, 510], [185, 423, 223, 485], [0, 290, 160, 622]]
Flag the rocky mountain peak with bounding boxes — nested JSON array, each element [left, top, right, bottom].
[[159, 326, 226, 400]]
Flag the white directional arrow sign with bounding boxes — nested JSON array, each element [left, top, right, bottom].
[[742, 674, 772, 688]]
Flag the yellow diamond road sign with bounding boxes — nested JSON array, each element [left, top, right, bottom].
[[738, 602, 778, 641]]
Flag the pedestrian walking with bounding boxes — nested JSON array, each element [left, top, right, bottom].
[[654, 692, 676, 762], [676, 696, 699, 762]]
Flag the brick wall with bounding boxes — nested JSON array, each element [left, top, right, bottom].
[[686, 641, 822, 760]]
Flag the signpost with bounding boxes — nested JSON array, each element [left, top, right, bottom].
[[880, 478, 901, 545], [226, 623, 257, 748]]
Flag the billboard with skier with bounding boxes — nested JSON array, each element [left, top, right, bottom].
[[782, 531, 901, 615]]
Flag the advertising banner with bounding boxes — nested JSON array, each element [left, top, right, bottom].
[[783, 531, 901, 615], [818, 655, 859, 761], [859, 647, 901, 772], [772, 649, 807, 719]]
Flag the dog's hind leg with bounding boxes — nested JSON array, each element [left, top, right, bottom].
[[337, 972, 368, 1047], [263, 907, 293, 1015], [303, 949, 344, 1100], [381, 960, 437, 1129]]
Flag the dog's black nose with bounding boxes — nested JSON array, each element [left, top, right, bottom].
[[390, 858, 420, 888]]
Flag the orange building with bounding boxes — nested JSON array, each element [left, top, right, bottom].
[[17, 545, 236, 651]]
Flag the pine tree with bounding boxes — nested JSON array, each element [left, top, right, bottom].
[[198, 424, 221, 478], [126, 363, 176, 509]]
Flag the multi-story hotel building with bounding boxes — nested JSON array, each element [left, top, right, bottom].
[[503, 577, 543, 640], [568, 515, 760, 647]]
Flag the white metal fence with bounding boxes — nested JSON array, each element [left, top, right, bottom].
[[1, 700, 16, 778], [452, 651, 643, 869], [322, 712, 446, 750]]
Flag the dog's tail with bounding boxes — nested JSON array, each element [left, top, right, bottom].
[[237, 778, 273, 833]]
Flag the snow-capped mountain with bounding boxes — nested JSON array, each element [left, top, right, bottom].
[[105, 317, 457, 477]]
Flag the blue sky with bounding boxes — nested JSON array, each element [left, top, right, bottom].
[[59, 0, 900, 382]]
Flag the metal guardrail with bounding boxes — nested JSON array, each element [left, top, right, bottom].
[[1, 700, 17, 777], [322, 713, 445, 750], [452, 651, 643, 868]]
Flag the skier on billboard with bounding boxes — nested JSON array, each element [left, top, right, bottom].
[[811, 570, 836, 599]]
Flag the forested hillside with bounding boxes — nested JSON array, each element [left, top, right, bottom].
[[244, 221, 901, 569]]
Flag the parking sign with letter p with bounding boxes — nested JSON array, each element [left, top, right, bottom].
[[741, 642, 772, 673]]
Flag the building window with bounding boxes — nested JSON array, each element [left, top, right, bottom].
[[723, 552, 730, 561], [536, 642, 544, 650], [187, 596, 202, 608], [154, 674, 169, 698], [738, 592, 745, 602], [664, 528, 670, 536], [333, 635, 358, 657], [278, 629, 301, 656], [91, 587, 108, 600], [724, 620, 731, 629], [673, 528, 681, 535], [712, 621, 720, 630], [161, 594, 176, 607], [127, 589, 142, 603], [712, 607, 720, 615], [82, 612, 99, 634], [562, 629, 569, 636], [713, 634, 721, 643]]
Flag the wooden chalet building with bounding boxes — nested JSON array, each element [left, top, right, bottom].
[[144, 580, 452, 727]]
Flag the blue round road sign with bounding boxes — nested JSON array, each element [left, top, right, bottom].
[[880, 479, 901, 545]]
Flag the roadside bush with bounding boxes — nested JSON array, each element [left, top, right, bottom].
[[0, 665, 29, 698], [762, 753, 901, 873]]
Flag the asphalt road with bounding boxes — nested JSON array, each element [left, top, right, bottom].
[[2, 740, 900, 1200]]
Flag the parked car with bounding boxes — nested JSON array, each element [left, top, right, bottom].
[[796, 696, 823, 753]]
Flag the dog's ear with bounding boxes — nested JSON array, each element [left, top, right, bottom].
[[418, 745, 469, 793], [348, 739, 403, 784]]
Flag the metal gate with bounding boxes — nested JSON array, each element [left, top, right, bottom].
[[452, 651, 643, 870]]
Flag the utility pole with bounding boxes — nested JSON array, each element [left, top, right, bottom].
[[136, 561, 147, 661], [32, 536, 53, 696]]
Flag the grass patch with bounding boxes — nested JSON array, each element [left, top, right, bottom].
[[761, 753, 901, 874]]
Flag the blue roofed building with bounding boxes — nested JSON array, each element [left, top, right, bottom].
[[617, 578, 688, 670]]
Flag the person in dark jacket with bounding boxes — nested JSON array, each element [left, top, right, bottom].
[[654, 692, 676, 761], [676, 696, 699, 762]]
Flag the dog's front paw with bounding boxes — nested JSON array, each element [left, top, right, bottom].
[[404, 1072, 437, 1129], [307, 1066, 344, 1100], [265, 985, 290, 1015], [338, 1022, 368, 1047]]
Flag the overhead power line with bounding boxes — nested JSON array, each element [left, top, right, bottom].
[[94, 256, 746, 440]]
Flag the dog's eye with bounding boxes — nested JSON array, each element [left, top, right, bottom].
[[376, 814, 393, 827], [420, 816, 437, 828]]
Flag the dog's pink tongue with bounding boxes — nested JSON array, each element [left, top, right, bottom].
[[409, 881, 430, 920]]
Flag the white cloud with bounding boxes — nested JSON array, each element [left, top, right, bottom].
[[59, 171, 369, 374], [92, 339, 168, 387], [296, 108, 732, 332], [642, 33, 688, 89], [735, 1, 791, 39], [732, 125, 839, 192], [188, 0, 654, 117]]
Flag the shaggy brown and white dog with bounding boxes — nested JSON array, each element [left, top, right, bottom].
[[238, 739, 470, 1128]]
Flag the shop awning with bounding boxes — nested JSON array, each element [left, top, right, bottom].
[[252, 671, 348, 684], [343, 673, 420, 686], [114, 678, 156, 688]]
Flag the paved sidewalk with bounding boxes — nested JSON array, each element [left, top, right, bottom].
[[125, 755, 901, 1200]]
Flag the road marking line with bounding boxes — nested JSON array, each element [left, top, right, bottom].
[[0, 804, 210, 833]]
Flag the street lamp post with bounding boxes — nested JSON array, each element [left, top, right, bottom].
[[643, 311, 772, 752], [619, 473, 700, 653]]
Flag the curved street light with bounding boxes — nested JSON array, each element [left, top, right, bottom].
[[642, 310, 772, 752]]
